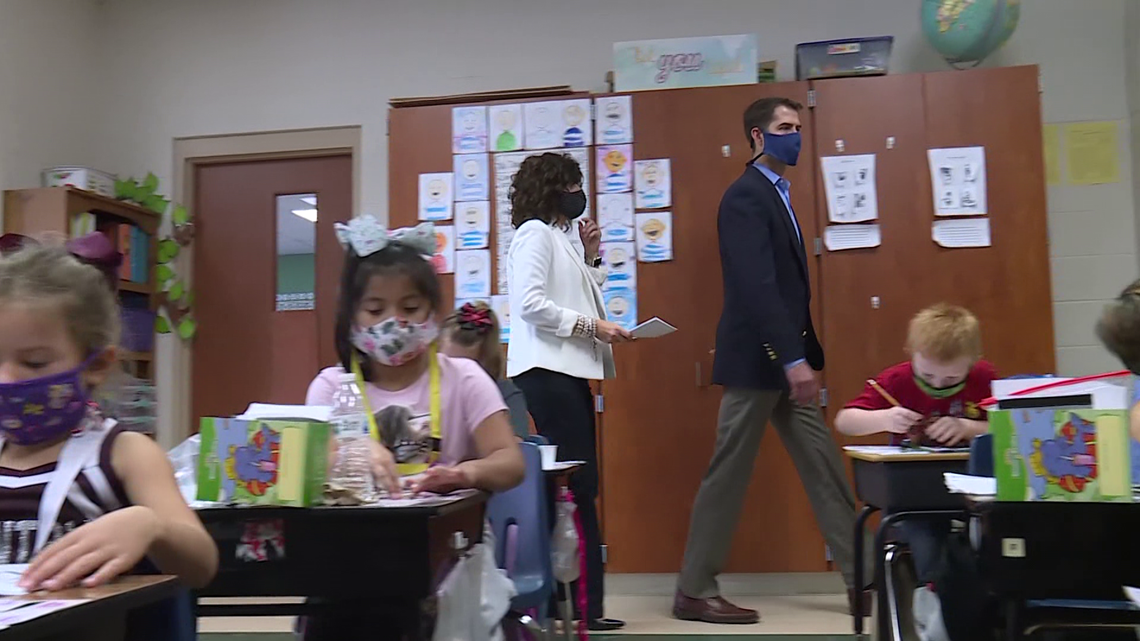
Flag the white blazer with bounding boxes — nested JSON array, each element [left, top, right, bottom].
[[506, 219, 616, 381]]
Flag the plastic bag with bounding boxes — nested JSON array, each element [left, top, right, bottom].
[[433, 552, 480, 641], [167, 434, 201, 505], [551, 489, 581, 584], [479, 526, 516, 641]]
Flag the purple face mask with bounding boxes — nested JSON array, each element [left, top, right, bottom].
[[0, 361, 93, 446]]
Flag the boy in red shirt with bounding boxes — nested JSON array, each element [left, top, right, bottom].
[[836, 304, 996, 641]]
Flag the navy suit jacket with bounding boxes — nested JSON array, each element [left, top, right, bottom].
[[711, 166, 824, 390]]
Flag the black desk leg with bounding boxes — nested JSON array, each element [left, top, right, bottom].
[[1005, 600, 1022, 641], [853, 504, 879, 637]]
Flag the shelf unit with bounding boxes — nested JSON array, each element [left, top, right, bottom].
[[3, 187, 161, 380]]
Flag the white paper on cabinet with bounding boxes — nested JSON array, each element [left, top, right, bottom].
[[452, 106, 488, 154], [453, 154, 489, 202], [927, 146, 987, 216], [824, 224, 881, 251], [492, 294, 511, 344], [932, 218, 991, 248], [488, 104, 523, 152], [455, 249, 491, 299], [597, 145, 633, 194], [634, 159, 671, 209], [635, 211, 672, 262], [432, 225, 455, 274], [821, 154, 878, 223], [597, 193, 635, 242], [595, 95, 633, 144], [455, 201, 490, 249], [418, 173, 454, 221], [599, 241, 637, 291]]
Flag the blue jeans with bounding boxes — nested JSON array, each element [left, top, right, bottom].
[[893, 516, 951, 585]]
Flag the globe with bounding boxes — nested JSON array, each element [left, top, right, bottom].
[[921, 0, 1021, 66]]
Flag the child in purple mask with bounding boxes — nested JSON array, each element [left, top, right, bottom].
[[0, 243, 216, 592]]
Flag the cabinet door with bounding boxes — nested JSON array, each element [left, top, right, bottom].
[[601, 81, 835, 573]]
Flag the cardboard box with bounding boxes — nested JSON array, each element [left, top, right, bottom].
[[42, 167, 116, 198], [991, 377, 1131, 502], [197, 417, 331, 506]]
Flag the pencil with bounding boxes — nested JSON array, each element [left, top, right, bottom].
[[867, 378, 901, 407]]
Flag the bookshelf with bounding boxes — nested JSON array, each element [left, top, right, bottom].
[[3, 187, 162, 381]]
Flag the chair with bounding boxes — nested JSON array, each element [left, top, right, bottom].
[[488, 441, 554, 640], [125, 589, 196, 641], [968, 433, 994, 477]]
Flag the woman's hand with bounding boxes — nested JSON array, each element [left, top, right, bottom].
[[21, 506, 160, 591], [595, 319, 633, 344], [579, 218, 601, 262], [410, 466, 472, 495]]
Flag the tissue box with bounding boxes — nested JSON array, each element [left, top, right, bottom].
[[196, 417, 330, 506], [990, 377, 1131, 502], [42, 167, 117, 197]]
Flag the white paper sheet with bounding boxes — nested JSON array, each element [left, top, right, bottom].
[[932, 218, 991, 248], [418, 173, 454, 222], [599, 242, 636, 291], [453, 154, 489, 203], [0, 599, 88, 626], [631, 317, 676, 339], [432, 225, 455, 274], [495, 226, 512, 294], [557, 99, 593, 148], [236, 405, 332, 422], [455, 249, 491, 299], [488, 104, 523, 152], [824, 224, 881, 251], [597, 193, 634, 242], [491, 294, 510, 344], [452, 106, 488, 154], [523, 102, 561, 151], [597, 145, 633, 194], [455, 201, 490, 250], [821, 154, 878, 223], [595, 96, 633, 145], [928, 146, 988, 216], [0, 566, 28, 597], [1124, 586, 1140, 608], [944, 473, 997, 496], [635, 212, 672, 263], [634, 159, 671, 209], [603, 287, 637, 331]]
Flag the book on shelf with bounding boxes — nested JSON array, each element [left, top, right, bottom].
[[89, 220, 150, 284]]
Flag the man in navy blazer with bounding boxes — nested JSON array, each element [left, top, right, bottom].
[[673, 97, 867, 624]]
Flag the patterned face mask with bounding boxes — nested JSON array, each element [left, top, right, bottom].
[[0, 358, 94, 445], [351, 316, 440, 367]]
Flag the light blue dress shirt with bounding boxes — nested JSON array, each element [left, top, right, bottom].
[[752, 162, 805, 370]]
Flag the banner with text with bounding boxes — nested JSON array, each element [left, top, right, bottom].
[[613, 34, 758, 92]]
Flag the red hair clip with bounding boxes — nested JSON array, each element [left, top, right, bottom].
[[457, 303, 493, 333]]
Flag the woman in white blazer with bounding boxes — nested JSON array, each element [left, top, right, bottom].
[[506, 153, 631, 631]]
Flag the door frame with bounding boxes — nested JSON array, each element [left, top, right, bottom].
[[161, 126, 362, 449]]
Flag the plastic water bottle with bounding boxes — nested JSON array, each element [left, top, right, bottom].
[[328, 372, 377, 502]]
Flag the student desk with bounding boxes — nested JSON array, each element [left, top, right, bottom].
[[194, 492, 487, 636], [966, 496, 1140, 638], [845, 446, 970, 637], [0, 575, 179, 641]]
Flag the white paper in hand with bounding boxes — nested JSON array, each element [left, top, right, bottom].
[[630, 317, 676, 339]]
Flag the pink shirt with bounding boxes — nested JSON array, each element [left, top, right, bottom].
[[305, 353, 507, 466]]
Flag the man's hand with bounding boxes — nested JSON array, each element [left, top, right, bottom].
[[785, 361, 819, 406]]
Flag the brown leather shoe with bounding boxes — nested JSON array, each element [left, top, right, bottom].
[[672, 590, 760, 624], [848, 587, 873, 617]]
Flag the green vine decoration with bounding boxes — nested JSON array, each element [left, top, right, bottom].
[[114, 173, 197, 341]]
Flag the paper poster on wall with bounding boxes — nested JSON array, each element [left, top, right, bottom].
[[932, 218, 992, 248], [496, 229, 512, 294], [603, 287, 637, 331], [566, 147, 592, 218], [455, 249, 491, 299], [454, 154, 490, 202], [492, 294, 511, 344], [820, 154, 878, 223], [600, 241, 637, 290], [452, 106, 488, 154], [418, 173, 454, 222], [1064, 121, 1120, 185], [597, 145, 633, 194], [559, 99, 593, 148], [455, 201, 490, 249], [635, 211, 672, 262], [493, 151, 529, 201], [524, 102, 561, 151], [595, 96, 633, 145], [927, 147, 987, 216], [824, 224, 881, 251], [597, 193, 634, 242], [431, 225, 455, 274], [489, 104, 523, 152], [634, 159, 671, 209]]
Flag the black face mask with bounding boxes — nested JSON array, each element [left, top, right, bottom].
[[559, 190, 588, 220]]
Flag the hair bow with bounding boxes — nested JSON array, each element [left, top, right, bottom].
[[457, 303, 493, 334], [333, 215, 436, 257]]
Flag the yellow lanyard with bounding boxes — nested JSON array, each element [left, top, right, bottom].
[[351, 343, 442, 475]]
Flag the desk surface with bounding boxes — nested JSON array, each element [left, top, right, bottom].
[[0, 575, 178, 640], [844, 445, 971, 463], [195, 488, 486, 518]]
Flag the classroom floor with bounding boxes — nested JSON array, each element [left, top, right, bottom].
[[198, 573, 858, 639]]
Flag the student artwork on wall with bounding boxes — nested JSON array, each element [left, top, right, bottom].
[[927, 146, 987, 216], [559, 99, 593, 148], [453, 154, 489, 202], [452, 106, 488, 154], [600, 242, 637, 290], [489, 104, 523, 152], [565, 147, 592, 218], [455, 201, 490, 250], [492, 294, 510, 344], [524, 102, 560, 151], [820, 154, 878, 223], [595, 95, 633, 145], [597, 145, 633, 194], [634, 159, 671, 209], [635, 211, 672, 262], [603, 287, 637, 331], [418, 173, 454, 222], [455, 249, 491, 299], [431, 225, 455, 274], [597, 193, 634, 242]]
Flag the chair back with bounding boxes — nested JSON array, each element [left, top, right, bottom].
[[969, 433, 994, 477], [487, 441, 553, 612]]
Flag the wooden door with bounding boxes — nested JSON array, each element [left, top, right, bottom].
[[600, 82, 835, 573], [192, 155, 352, 422]]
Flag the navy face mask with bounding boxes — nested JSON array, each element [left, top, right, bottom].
[[761, 131, 802, 166]]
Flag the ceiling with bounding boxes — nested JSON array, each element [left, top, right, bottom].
[[276, 193, 317, 255]]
